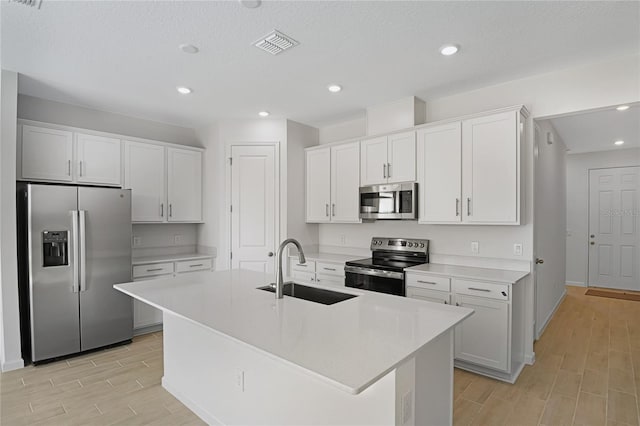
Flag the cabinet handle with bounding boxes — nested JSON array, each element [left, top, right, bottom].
[[455, 302, 460, 306], [79, 161, 83, 177], [325, 204, 329, 217], [323, 267, 336, 271], [501, 291, 507, 297], [417, 280, 436, 285], [455, 198, 460, 216], [189, 264, 204, 268], [147, 268, 163, 272], [383, 163, 387, 179], [169, 204, 173, 217], [468, 287, 491, 292], [387, 162, 391, 178], [467, 198, 471, 216], [444, 300, 448, 304], [68, 160, 71, 176], [332, 203, 336, 217], [160, 203, 164, 218], [296, 264, 307, 267]]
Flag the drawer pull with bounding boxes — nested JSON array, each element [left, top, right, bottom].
[[147, 268, 164, 272], [323, 267, 337, 271], [501, 291, 507, 297], [444, 300, 448, 304], [417, 280, 437, 285], [468, 287, 491, 292], [189, 264, 204, 268]]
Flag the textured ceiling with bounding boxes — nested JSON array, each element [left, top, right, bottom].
[[548, 104, 640, 154], [2, 1, 639, 128]]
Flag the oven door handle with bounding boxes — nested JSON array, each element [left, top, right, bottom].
[[345, 266, 404, 280]]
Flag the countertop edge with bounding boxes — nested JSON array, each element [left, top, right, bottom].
[[132, 253, 215, 265], [404, 264, 529, 284]]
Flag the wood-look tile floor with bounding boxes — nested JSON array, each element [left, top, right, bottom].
[[455, 286, 640, 426], [1, 285, 638, 425]]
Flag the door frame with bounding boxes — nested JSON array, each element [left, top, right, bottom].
[[586, 165, 639, 288], [225, 142, 281, 271]]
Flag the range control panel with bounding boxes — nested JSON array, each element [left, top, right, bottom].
[[370, 237, 429, 254]]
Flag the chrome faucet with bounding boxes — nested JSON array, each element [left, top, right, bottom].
[[274, 238, 306, 299]]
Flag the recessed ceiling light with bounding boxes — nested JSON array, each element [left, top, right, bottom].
[[176, 86, 192, 95], [258, 111, 270, 117], [179, 44, 199, 54], [616, 105, 630, 111], [440, 44, 459, 56], [239, 0, 261, 8], [327, 84, 342, 93], [614, 140, 625, 146]]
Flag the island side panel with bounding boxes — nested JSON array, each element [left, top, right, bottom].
[[414, 330, 454, 426], [161, 311, 398, 425]]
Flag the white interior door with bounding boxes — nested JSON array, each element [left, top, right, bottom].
[[231, 145, 277, 273], [588, 167, 640, 290]]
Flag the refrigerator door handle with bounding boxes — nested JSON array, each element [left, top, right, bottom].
[[79, 210, 87, 292], [71, 210, 80, 293]]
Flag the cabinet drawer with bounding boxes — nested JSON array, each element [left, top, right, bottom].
[[133, 262, 174, 278], [405, 273, 451, 292], [175, 258, 213, 273], [316, 262, 344, 277], [453, 279, 509, 301], [316, 273, 344, 287], [292, 260, 316, 273], [406, 286, 451, 305], [292, 270, 315, 284]]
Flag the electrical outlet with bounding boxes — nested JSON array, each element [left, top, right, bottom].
[[236, 370, 245, 392], [132, 236, 141, 247], [402, 390, 413, 424], [514, 243, 523, 256], [471, 241, 479, 254], [340, 234, 346, 245], [174, 234, 183, 245]]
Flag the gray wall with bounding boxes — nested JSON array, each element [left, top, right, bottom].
[[18, 94, 200, 147]]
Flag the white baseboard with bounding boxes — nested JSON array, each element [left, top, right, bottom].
[[566, 281, 585, 287], [524, 352, 536, 365], [1, 358, 25, 372], [536, 289, 567, 340], [133, 323, 163, 336], [162, 377, 222, 425]]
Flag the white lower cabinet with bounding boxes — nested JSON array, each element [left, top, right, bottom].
[[290, 258, 345, 287], [132, 257, 214, 333], [406, 271, 523, 382]]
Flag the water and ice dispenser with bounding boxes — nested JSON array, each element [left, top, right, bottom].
[[42, 231, 68, 267]]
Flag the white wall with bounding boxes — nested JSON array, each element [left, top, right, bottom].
[[566, 148, 640, 286], [0, 70, 24, 371], [18, 94, 199, 146], [533, 120, 567, 337], [319, 114, 366, 144], [132, 224, 199, 258]]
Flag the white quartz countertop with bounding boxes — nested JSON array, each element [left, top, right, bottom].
[[114, 269, 472, 394], [289, 252, 365, 263], [132, 253, 214, 266], [405, 263, 529, 284]]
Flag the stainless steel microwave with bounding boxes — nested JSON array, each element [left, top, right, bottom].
[[359, 182, 418, 220]]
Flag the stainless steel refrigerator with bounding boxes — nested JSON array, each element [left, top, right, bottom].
[[17, 183, 133, 363]]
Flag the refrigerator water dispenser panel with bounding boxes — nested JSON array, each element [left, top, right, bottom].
[[42, 231, 68, 267]]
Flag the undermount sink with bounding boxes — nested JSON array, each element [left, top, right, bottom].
[[258, 282, 358, 305]]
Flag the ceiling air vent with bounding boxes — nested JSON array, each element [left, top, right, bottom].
[[9, 0, 42, 8], [254, 30, 298, 55]]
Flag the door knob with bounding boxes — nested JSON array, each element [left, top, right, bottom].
[[535, 258, 544, 264], [268, 252, 274, 257]]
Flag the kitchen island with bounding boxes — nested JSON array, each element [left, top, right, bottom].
[[114, 269, 473, 425]]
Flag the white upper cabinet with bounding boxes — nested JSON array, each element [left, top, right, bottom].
[[167, 148, 203, 222], [124, 141, 166, 222], [306, 142, 361, 224], [330, 142, 360, 222], [75, 133, 121, 186], [417, 107, 523, 225], [462, 110, 519, 224], [21, 125, 74, 182], [360, 131, 415, 185], [387, 131, 416, 183], [418, 122, 462, 224], [306, 147, 331, 223], [359, 136, 387, 186]]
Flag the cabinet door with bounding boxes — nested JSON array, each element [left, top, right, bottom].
[[21, 125, 73, 182], [124, 141, 166, 222], [132, 275, 169, 330], [167, 148, 203, 222], [316, 274, 344, 287], [305, 148, 331, 223], [462, 111, 518, 223], [417, 123, 462, 223], [387, 131, 416, 183], [330, 142, 360, 222], [292, 270, 316, 285], [454, 293, 509, 372], [76, 133, 122, 186], [360, 136, 388, 185]]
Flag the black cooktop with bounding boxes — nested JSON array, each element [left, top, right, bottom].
[[345, 257, 426, 273]]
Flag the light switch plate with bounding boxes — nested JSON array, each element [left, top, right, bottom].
[[514, 243, 523, 256], [132, 236, 141, 247], [471, 241, 479, 254]]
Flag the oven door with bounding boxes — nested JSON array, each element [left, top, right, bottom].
[[344, 266, 405, 296]]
